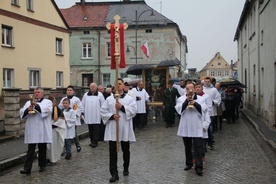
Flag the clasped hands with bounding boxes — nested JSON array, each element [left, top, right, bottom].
[[114, 102, 122, 121]]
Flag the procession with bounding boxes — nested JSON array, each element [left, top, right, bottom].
[[1, 0, 276, 183]]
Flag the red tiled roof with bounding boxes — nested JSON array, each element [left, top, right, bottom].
[[60, 4, 109, 28]]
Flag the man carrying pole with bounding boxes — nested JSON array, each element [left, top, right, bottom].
[[102, 15, 137, 183]]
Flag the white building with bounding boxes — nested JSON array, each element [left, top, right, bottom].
[[234, 0, 276, 126]]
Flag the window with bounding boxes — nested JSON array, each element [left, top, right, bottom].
[[225, 71, 229, 76], [56, 72, 63, 88], [120, 73, 128, 79], [82, 43, 92, 58], [83, 31, 90, 34], [2, 25, 13, 47], [107, 42, 111, 57], [26, 0, 33, 11], [82, 74, 93, 87], [218, 62, 221, 66], [103, 73, 110, 87], [11, 0, 19, 6], [56, 38, 63, 55], [29, 70, 40, 88], [3, 68, 14, 88], [218, 71, 222, 76], [210, 71, 215, 76], [145, 29, 152, 33]]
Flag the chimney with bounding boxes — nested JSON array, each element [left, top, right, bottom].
[[123, 0, 131, 2], [81, 0, 85, 4]]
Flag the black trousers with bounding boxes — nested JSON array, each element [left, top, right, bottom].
[[183, 137, 203, 169], [133, 113, 146, 130], [109, 141, 130, 176], [88, 124, 100, 144], [163, 105, 176, 126], [24, 143, 47, 171]]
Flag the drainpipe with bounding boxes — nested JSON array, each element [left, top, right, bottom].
[[97, 31, 101, 84]]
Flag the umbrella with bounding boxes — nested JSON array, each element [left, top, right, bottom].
[[157, 58, 181, 67], [127, 79, 141, 87], [126, 64, 153, 75], [218, 78, 246, 88]]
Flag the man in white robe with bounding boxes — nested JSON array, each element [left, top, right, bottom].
[[131, 81, 151, 130], [173, 79, 186, 96], [100, 78, 137, 183], [175, 82, 205, 176], [82, 82, 105, 147], [203, 77, 221, 150], [19, 87, 52, 174]]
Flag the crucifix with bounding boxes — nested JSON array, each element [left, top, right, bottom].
[[106, 15, 128, 152]]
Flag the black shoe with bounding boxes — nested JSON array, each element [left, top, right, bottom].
[[123, 170, 129, 176], [91, 143, 98, 148], [65, 154, 71, 160], [184, 165, 192, 171], [109, 175, 119, 182], [195, 168, 203, 176], [20, 170, 31, 175], [77, 146, 81, 152], [39, 166, 45, 172]]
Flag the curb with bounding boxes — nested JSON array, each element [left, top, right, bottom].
[[241, 110, 276, 154], [0, 131, 90, 172]]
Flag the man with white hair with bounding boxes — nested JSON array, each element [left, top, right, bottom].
[[82, 83, 105, 147]]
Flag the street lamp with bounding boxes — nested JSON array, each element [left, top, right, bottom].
[[135, 9, 155, 64]]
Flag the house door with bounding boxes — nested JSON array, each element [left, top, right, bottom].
[[82, 74, 93, 87]]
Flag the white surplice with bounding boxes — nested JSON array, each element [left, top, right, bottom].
[[47, 118, 66, 163], [131, 88, 149, 113], [203, 86, 221, 116], [20, 99, 53, 144], [173, 84, 186, 96], [82, 92, 105, 124], [175, 95, 204, 138], [59, 96, 83, 126], [100, 94, 137, 142], [63, 109, 76, 139]]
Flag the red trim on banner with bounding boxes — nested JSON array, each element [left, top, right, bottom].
[[119, 24, 126, 68], [110, 24, 116, 69]]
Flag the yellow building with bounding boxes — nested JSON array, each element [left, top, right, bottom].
[[199, 52, 232, 80], [0, 0, 70, 90]]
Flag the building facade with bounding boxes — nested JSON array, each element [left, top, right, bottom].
[[0, 0, 70, 90], [234, 0, 276, 126], [199, 52, 232, 80], [61, 0, 187, 87]]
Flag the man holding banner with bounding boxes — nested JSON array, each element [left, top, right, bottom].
[[100, 78, 137, 182]]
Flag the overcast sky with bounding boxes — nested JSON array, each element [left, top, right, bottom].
[[54, 0, 245, 71]]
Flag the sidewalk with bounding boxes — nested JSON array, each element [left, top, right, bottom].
[[0, 108, 275, 173], [0, 124, 89, 172], [241, 107, 276, 153]]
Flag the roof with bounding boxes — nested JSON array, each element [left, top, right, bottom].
[[60, 1, 175, 29], [234, 0, 254, 41], [60, 4, 109, 28], [199, 52, 228, 72]]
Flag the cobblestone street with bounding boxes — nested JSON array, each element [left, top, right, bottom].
[[0, 116, 275, 184]]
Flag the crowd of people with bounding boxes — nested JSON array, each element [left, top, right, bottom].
[[19, 77, 243, 181]]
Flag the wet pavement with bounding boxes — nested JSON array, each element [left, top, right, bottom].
[[0, 114, 276, 184]]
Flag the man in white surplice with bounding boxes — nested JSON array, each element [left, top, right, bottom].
[[100, 78, 137, 182], [175, 82, 206, 176], [82, 82, 105, 148], [19, 87, 52, 174], [131, 81, 151, 130]]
